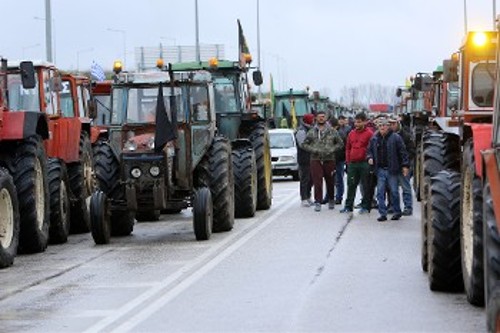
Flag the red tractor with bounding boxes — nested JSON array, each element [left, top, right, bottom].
[[419, 31, 496, 307], [0, 59, 50, 264], [6, 61, 95, 245]]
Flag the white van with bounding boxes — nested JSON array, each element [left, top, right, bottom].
[[269, 129, 299, 181]]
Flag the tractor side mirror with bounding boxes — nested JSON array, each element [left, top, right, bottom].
[[88, 99, 97, 119], [443, 59, 459, 82], [20, 61, 36, 89], [252, 70, 263, 86]]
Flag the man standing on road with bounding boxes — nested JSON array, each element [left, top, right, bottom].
[[296, 113, 315, 206], [389, 117, 415, 216], [367, 118, 410, 221], [335, 115, 351, 205], [302, 111, 343, 212], [340, 112, 373, 215]]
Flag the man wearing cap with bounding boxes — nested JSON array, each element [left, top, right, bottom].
[[296, 113, 315, 206], [367, 118, 410, 221], [302, 111, 343, 212], [389, 117, 415, 215]]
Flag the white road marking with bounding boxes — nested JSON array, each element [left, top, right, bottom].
[[83, 190, 297, 333]]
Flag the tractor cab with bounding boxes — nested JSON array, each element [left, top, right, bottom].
[[273, 89, 310, 130]]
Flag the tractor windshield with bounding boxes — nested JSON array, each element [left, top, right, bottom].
[[111, 86, 183, 125], [275, 97, 308, 118], [471, 63, 495, 107], [214, 77, 239, 113], [6, 73, 40, 112]]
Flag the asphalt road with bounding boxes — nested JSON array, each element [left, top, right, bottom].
[[0, 178, 486, 332]]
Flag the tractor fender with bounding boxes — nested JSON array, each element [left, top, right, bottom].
[[434, 117, 459, 136], [231, 138, 253, 151], [482, 149, 500, 230], [467, 123, 493, 179], [0, 111, 49, 141]]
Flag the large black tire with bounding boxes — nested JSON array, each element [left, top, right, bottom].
[[483, 177, 500, 332], [68, 132, 94, 233], [419, 131, 460, 273], [193, 187, 213, 241], [136, 210, 161, 222], [232, 147, 257, 218], [427, 170, 463, 292], [13, 136, 50, 254], [48, 159, 71, 244], [196, 137, 234, 232], [248, 123, 272, 210], [460, 139, 484, 306], [0, 168, 20, 269], [90, 191, 111, 245], [93, 140, 134, 236]]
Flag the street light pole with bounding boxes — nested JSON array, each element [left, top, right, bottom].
[[257, 0, 262, 100], [107, 28, 127, 67], [195, 0, 201, 62], [76, 48, 94, 73], [45, 0, 53, 62]]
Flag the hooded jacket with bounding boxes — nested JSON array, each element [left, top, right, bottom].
[[302, 123, 343, 161]]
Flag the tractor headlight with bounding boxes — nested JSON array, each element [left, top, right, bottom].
[[148, 137, 155, 150], [149, 166, 160, 177], [124, 139, 137, 152], [130, 167, 142, 178]]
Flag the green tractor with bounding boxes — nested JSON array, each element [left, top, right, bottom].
[[89, 66, 234, 243], [272, 89, 311, 129], [172, 59, 272, 217]]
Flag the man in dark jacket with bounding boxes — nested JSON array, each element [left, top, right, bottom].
[[367, 118, 410, 221], [334, 115, 351, 205], [296, 113, 315, 206], [302, 111, 343, 212], [390, 117, 415, 215]]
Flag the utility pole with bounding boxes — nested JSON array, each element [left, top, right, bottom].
[[45, 0, 53, 62], [195, 0, 201, 62], [257, 0, 262, 100]]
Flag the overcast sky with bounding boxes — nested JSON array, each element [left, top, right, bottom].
[[0, 0, 497, 100]]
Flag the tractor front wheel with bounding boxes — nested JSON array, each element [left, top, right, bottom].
[[0, 168, 20, 269], [90, 191, 110, 245], [48, 159, 71, 244], [193, 187, 213, 241]]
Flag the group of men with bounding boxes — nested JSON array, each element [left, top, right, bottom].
[[295, 111, 414, 222]]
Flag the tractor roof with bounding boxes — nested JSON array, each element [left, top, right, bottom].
[[274, 90, 309, 98], [171, 60, 243, 72]]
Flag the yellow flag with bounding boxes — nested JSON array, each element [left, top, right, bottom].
[[291, 99, 298, 129]]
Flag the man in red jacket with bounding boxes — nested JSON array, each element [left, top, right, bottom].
[[340, 112, 374, 214]]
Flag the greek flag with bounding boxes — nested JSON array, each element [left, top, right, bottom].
[[90, 61, 106, 82]]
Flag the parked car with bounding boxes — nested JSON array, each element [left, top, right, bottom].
[[269, 129, 299, 181]]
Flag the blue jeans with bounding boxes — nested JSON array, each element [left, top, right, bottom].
[[335, 160, 345, 201], [398, 173, 412, 211], [376, 169, 401, 216]]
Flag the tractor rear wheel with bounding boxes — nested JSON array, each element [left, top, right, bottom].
[[14, 136, 50, 254], [0, 168, 20, 269], [68, 132, 94, 233], [193, 187, 213, 241], [90, 191, 111, 245], [232, 147, 257, 218], [483, 177, 500, 332], [460, 139, 485, 306], [249, 123, 272, 210], [48, 159, 71, 244], [93, 140, 134, 236], [427, 170, 463, 292]]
